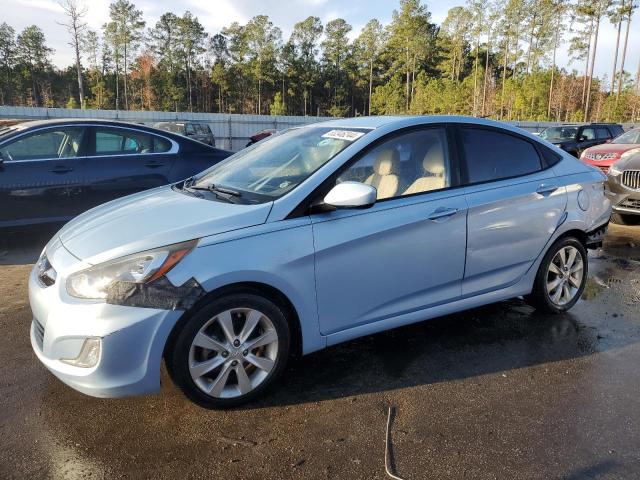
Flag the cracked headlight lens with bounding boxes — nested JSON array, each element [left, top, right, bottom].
[[66, 240, 197, 299]]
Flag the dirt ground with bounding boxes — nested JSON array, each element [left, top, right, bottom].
[[1, 224, 639, 479]]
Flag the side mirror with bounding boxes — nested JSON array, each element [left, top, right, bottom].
[[323, 182, 377, 209], [578, 135, 587, 142], [605, 139, 612, 143]]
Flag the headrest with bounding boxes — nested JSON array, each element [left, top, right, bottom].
[[373, 148, 400, 175], [422, 144, 445, 176]]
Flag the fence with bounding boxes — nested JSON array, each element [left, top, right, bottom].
[[1, 106, 638, 151], [0, 106, 332, 151]]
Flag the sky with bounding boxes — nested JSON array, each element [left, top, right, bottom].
[[3, 0, 640, 83]]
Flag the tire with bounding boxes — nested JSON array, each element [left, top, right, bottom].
[[169, 293, 291, 409], [525, 237, 588, 314], [611, 213, 640, 226]]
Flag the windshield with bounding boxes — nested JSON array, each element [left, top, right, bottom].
[[539, 126, 578, 141], [193, 126, 370, 201], [612, 129, 640, 145]]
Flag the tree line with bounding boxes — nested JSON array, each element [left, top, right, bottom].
[[0, 0, 639, 122]]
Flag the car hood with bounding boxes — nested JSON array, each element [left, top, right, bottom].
[[58, 186, 273, 264], [612, 152, 640, 171], [585, 143, 640, 154]]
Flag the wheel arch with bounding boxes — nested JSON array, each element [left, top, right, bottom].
[[163, 281, 304, 367]]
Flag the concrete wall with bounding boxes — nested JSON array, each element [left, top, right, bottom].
[[1, 106, 638, 151]]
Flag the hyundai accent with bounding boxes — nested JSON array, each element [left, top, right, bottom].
[[29, 116, 611, 408]]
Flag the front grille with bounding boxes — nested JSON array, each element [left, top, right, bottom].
[[622, 170, 640, 190], [33, 319, 45, 350], [585, 152, 617, 161], [620, 198, 640, 211]]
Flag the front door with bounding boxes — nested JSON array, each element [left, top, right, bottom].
[[311, 126, 468, 335], [0, 126, 88, 227]]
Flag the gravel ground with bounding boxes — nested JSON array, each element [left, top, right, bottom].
[[1, 224, 639, 479]]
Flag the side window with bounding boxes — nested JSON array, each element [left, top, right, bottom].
[[337, 128, 451, 200], [0, 127, 85, 161], [94, 128, 167, 155], [596, 128, 610, 139], [185, 123, 196, 135], [581, 128, 596, 140], [460, 127, 542, 184]]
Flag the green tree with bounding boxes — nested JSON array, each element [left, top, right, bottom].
[[177, 11, 206, 112], [245, 15, 281, 114], [16, 25, 53, 106], [104, 0, 145, 109], [0, 22, 16, 105], [354, 19, 385, 115], [321, 19, 352, 115]]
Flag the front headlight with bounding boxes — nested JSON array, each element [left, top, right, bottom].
[[620, 148, 640, 161], [609, 163, 623, 176], [66, 240, 197, 299]]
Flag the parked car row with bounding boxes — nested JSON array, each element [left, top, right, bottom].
[[537, 123, 640, 226]]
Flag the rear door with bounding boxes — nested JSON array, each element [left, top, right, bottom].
[[457, 125, 567, 296], [80, 126, 177, 209], [0, 126, 88, 226]]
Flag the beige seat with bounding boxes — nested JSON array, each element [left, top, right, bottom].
[[403, 143, 447, 195], [364, 148, 400, 199]]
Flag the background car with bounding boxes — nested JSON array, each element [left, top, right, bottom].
[[580, 127, 640, 174], [538, 123, 624, 158], [606, 153, 640, 225], [0, 119, 231, 229], [246, 129, 277, 147], [153, 121, 216, 146]]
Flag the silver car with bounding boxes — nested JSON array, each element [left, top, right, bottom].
[[29, 116, 611, 408]]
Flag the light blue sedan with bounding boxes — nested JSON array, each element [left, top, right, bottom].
[[29, 116, 611, 408]]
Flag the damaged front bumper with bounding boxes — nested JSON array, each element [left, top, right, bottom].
[[28, 263, 182, 398]]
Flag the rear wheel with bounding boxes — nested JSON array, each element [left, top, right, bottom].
[[611, 213, 640, 226], [169, 293, 290, 408], [525, 237, 588, 313]]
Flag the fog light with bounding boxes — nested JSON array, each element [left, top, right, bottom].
[[60, 338, 101, 368]]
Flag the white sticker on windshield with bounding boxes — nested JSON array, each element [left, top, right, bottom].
[[321, 129, 365, 141]]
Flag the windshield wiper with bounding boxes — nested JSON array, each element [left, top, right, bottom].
[[188, 183, 241, 197]]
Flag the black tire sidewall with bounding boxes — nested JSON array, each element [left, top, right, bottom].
[[533, 237, 588, 313], [170, 293, 291, 409]]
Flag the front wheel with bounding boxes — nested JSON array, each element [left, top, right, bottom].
[[525, 237, 588, 313], [169, 293, 290, 409]]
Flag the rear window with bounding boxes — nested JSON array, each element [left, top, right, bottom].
[[94, 128, 171, 155], [460, 127, 542, 184]]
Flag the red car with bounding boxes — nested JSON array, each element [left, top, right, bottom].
[[580, 127, 640, 173]]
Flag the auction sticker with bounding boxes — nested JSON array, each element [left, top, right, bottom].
[[321, 129, 365, 141]]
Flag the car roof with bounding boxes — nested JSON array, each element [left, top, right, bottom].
[[0, 118, 220, 151], [305, 115, 542, 136]]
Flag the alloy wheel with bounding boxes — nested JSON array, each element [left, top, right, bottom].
[[188, 308, 279, 398], [545, 245, 585, 306]]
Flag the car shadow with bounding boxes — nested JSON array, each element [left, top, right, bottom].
[[252, 298, 608, 408], [0, 225, 59, 266]]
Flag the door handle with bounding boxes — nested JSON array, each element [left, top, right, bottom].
[[145, 161, 164, 168], [50, 166, 73, 174], [427, 207, 459, 221], [536, 183, 558, 195]]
